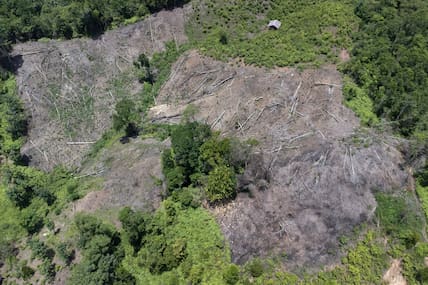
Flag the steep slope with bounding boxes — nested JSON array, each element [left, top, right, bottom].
[[11, 6, 189, 171], [150, 50, 408, 267]]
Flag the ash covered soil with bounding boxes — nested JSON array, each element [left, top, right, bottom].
[[11, 6, 190, 171], [151, 50, 408, 268], [11, 8, 409, 272]]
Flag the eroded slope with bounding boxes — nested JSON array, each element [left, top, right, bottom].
[[11, 7, 189, 171], [150, 50, 408, 268]]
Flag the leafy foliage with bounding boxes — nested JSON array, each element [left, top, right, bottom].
[[122, 199, 231, 284], [188, 0, 358, 67], [3, 165, 49, 209], [0, 76, 26, 162], [345, 0, 428, 142], [0, 0, 191, 44], [343, 77, 379, 126], [375, 193, 423, 248], [113, 98, 141, 137], [69, 214, 134, 285], [205, 165, 236, 203]]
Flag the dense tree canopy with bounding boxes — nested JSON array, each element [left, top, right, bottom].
[[346, 0, 428, 140], [0, 0, 190, 43]]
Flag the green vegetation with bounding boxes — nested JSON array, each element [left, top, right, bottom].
[[137, 42, 189, 113], [0, 0, 191, 44], [113, 98, 141, 137], [162, 120, 250, 203], [0, 76, 26, 163], [345, 0, 428, 145], [121, 200, 231, 284], [69, 214, 134, 285], [375, 193, 423, 249], [416, 173, 428, 221], [188, 0, 358, 67], [343, 77, 379, 126]]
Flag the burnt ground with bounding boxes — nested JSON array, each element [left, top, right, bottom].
[[11, 6, 190, 171], [150, 50, 408, 269]]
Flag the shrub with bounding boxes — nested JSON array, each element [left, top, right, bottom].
[[248, 259, 264, 278], [113, 98, 141, 137], [224, 264, 240, 284], [19, 264, 35, 280], [57, 242, 75, 265], [20, 199, 48, 234], [29, 239, 54, 261], [205, 165, 236, 203]]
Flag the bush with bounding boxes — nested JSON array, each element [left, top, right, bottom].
[[170, 121, 211, 181], [205, 165, 236, 203], [57, 242, 75, 265], [375, 193, 423, 247], [171, 187, 202, 208], [3, 165, 48, 209], [39, 260, 56, 282], [119, 207, 150, 253], [248, 259, 264, 278], [20, 199, 48, 234], [29, 239, 54, 261], [224, 264, 240, 284], [19, 264, 35, 280], [113, 98, 141, 137]]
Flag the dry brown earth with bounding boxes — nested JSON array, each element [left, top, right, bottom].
[[11, 6, 190, 171], [150, 50, 408, 268]]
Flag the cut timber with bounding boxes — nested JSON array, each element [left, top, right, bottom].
[[211, 110, 226, 128]]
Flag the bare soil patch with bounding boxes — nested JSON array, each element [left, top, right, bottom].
[[74, 137, 168, 213], [383, 259, 407, 285], [11, 6, 190, 171], [150, 50, 408, 269]]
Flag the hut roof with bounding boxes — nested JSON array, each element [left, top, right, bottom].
[[268, 20, 281, 29]]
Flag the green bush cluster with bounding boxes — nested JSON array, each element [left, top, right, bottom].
[[27, 238, 57, 281], [69, 214, 134, 285], [162, 121, 246, 203], [0, 76, 26, 163], [120, 200, 232, 284], [375, 193, 423, 249]]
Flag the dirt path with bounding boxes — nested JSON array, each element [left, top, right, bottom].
[[383, 259, 407, 285]]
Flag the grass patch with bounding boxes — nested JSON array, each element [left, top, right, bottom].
[[85, 129, 123, 160], [416, 181, 428, 221], [137, 42, 190, 113], [187, 0, 358, 67], [343, 77, 379, 126], [375, 192, 424, 248]]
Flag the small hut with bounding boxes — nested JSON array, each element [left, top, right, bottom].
[[268, 20, 281, 30]]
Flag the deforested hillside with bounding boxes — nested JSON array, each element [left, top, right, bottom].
[[1, 0, 428, 284], [150, 50, 408, 267], [11, 6, 189, 171]]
